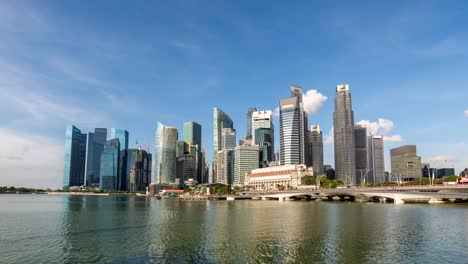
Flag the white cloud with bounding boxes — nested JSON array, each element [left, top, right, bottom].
[[464, 109, 468, 117], [303, 89, 328, 115], [324, 128, 334, 145], [0, 129, 63, 189], [273, 89, 327, 117], [356, 118, 403, 143]]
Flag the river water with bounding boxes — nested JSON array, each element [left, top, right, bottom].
[[0, 195, 466, 263]]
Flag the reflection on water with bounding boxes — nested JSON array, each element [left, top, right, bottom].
[[0, 195, 467, 263]]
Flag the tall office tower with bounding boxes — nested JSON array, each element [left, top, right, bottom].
[[354, 124, 368, 184], [251, 110, 273, 143], [254, 128, 274, 145], [200, 149, 208, 183], [279, 85, 307, 165], [176, 154, 197, 185], [218, 128, 236, 184], [258, 142, 274, 168], [100, 138, 120, 191], [333, 84, 356, 185], [63, 125, 87, 190], [152, 122, 178, 184], [108, 128, 129, 151], [213, 108, 234, 177], [85, 128, 107, 186], [183, 121, 202, 148], [307, 125, 324, 175], [368, 136, 385, 183], [176, 141, 189, 157], [246, 107, 257, 140], [390, 145, 422, 181], [233, 145, 259, 186], [127, 148, 151, 192]]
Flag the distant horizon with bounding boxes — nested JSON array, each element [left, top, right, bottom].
[[0, 1, 467, 188]]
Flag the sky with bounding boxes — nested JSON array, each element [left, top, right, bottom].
[[0, 0, 467, 189]]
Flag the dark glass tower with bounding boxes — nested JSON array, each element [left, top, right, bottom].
[[333, 84, 356, 185], [100, 138, 120, 191], [63, 125, 87, 190], [246, 107, 257, 140], [85, 128, 107, 186], [213, 108, 234, 178]]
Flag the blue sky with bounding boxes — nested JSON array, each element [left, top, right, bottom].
[[0, 1, 467, 188]]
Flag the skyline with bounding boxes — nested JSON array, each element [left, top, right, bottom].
[[1, 1, 468, 188]]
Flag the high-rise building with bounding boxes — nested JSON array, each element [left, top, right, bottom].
[[246, 107, 257, 140], [176, 141, 189, 158], [234, 145, 259, 186], [258, 142, 274, 168], [222, 128, 236, 149], [251, 110, 273, 143], [354, 124, 368, 184], [368, 136, 385, 183], [279, 85, 307, 166], [176, 154, 197, 185], [85, 128, 107, 186], [254, 128, 274, 145], [216, 128, 236, 184], [100, 138, 120, 191], [152, 122, 178, 185], [183, 121, 202, 148], [63, 125, 87, 190], [213, 108, 234, 177], [128, 148, 151, 192], [333, 84, 356, 185], [307, 125, 324, 175], [390, 145, 422, 181], [108, 128, 129, 152]]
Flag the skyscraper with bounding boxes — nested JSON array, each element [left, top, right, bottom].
[[152, 122, 178, 185], [183, 121, 202, 148], [218, 128, 236, 184], [251, 110, 273, 144], [63, 125, 87, 190], [234, 145, 259, 186], [85, 128, 107, 186], [176, 141, 189, 157], [176, 154, 197, 185], [213, 108, 234, 177], [308, 125, 324, 175], [333, 84, 356, 185], [246, 107, 257, 140], [368, 136, 385, 183], [100, 138, 120, 191], [354, 124, 368, 184], [128, 148, 152, 192], [108, 128, 129, 152], [279, 85, 307, 165]]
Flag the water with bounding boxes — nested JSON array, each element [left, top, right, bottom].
[[0, 195, 467, 264]]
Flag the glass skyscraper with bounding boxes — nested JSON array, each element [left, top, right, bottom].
[[85, 128, 107, 186], [246, 107, 257, 140], [63, 125, 87, 190], [279, 85, 307, 165], [152, 122, 178, 184], [368, 136, 385, 183], [100, 139, 120, 191], [108, 128, 129, 152], [183, 121, 202, 148], [333, 84, 356, 185], [213, 108, 234, 177], [354, 124, 368, 184], [307, 125, 324, 175], [128, 148, 152, 192]]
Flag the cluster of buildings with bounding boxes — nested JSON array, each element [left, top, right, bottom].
[[63, 127, 151, 191], [62, 84, 461, 192]]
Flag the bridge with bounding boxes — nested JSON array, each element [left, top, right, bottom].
[[236, 186, 468, 204]]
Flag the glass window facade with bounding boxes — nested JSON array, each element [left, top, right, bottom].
[[63, 125, 87, 190], [100, 139, 120, 191]]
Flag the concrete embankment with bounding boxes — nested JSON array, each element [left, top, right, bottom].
[[47, 192, 110, 196]]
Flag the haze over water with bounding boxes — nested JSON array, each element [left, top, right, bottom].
[[0, 195, 466, 263]]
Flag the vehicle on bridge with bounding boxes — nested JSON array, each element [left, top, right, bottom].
[[457, 176, 468, 184]]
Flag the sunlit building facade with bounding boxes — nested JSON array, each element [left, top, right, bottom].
[[63, 125, 87, 190]]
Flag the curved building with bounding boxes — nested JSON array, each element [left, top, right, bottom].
[[213, 108, 234, 177], [152, 122, 178, 184]]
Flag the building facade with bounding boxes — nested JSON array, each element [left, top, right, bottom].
[[108, 128, 129, 152], [390, 145, 422, 180], [63, 125, 87, 190], [251, 110, 273, 144], [152, 122, 178, 185], [368, 136, 385, 183], [245, 164, 312, 191], [213, 108, 234, 178], [307, 125, 324, 175], [85, 128, 107, 186], [176, 154, 197, 186], [354, 124, 368, 184], [246, 107, 257, 140], [100, 139, 120, 191], [234, 145, 259, 186], [128, 148, 152, 192], [279, 85, 307, 166], [183, 121, 202, 148], [333, 84, 356, 185]]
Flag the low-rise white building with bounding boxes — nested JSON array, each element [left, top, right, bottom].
[[245, 164, 312, 190]]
